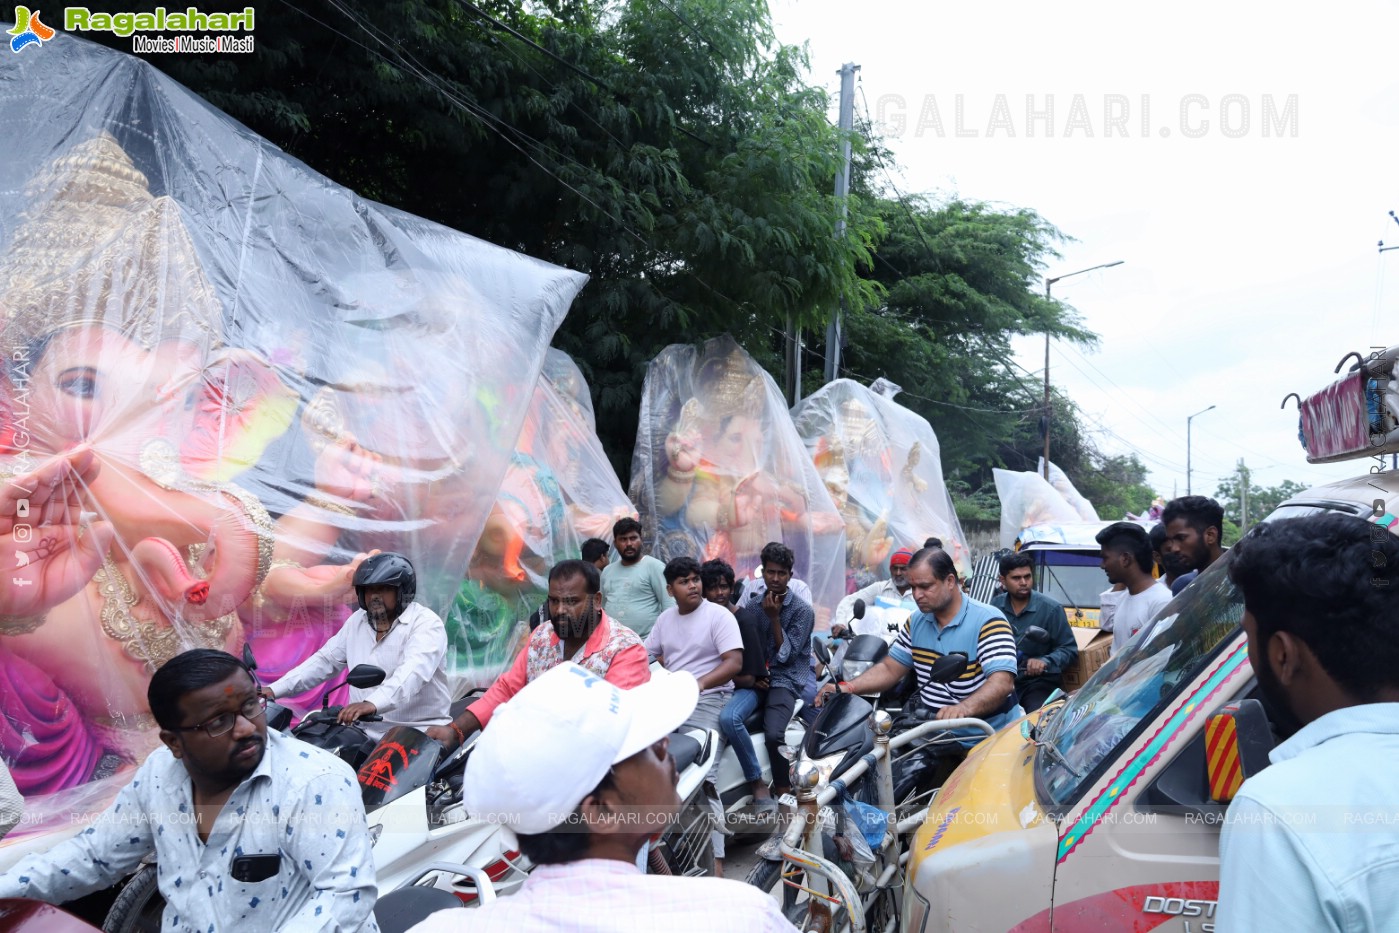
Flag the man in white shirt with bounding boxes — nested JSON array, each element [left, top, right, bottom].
[[0, 649, 378, 930], [831, 546, 917, 636], [1218, 512, 1399, 931], [1095, 522, 1172, 655], [646, 556, 743, 873], [263, 552, 450, 741], [408, 662, 797, 933]]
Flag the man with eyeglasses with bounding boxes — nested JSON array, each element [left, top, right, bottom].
[[0, 649, 379, 931]]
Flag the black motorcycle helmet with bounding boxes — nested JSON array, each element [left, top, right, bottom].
[[353, 552, 417, 621]]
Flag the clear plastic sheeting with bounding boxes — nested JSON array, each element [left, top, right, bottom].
[[993, 469, 1084, 549], [1037, 458, 1100, 522], [451, 350, 635, 688], [0, 38, 582, 835], [630, 337, 846, 627], [793, 378, 970, 585]]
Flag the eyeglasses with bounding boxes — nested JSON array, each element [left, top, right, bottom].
[[175, 696, 267, 737]]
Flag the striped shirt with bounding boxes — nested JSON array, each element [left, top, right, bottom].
[[889, 595, 1018, 713]]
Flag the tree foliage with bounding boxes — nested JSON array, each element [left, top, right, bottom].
[[1215, 465, 1305, 533], [71, 0, 1154, 520]]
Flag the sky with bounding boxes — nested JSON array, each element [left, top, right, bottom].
[[770, 0, 1399, 505]]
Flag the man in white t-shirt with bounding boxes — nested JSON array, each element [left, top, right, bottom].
[[645, 555, 743, 873], [1096, 522, 1173, 655]]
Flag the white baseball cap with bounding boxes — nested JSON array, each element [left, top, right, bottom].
[[461, 662, 699, 835]]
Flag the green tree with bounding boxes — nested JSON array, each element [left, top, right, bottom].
[[77, 0, 881, 474], [1215, 466, 1305, 533]]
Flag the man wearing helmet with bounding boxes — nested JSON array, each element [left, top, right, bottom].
[[261, 552, 451, 741]]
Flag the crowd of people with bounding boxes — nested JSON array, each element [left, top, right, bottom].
[[1, 498, 1395, 933]]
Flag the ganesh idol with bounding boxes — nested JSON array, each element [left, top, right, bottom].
[[0, 136, 376, 805], [630, 337, 847, 624]]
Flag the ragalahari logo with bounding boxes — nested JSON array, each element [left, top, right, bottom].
[[9, 5, 55, 52]]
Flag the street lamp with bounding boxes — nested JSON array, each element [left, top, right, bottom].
[[1042, 260, 1125, 477], [1186, 404, 1216, 496]]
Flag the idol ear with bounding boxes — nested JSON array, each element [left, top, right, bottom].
[[180, 348, 298, 482]]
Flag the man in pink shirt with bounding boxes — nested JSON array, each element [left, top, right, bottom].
[[427, 560, 650, 751]]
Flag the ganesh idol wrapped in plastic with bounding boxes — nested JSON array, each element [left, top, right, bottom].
[[630, 336, 846, 625], [0, 38, 582, 836], [793, 378, 970, 585], [450, 350, 636, 685]]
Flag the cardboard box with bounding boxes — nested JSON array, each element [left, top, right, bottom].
[[1060, 627, 1112, 693]]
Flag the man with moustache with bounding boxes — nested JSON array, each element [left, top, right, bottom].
[[815, 547, 1022, 743], [263, 552, 451, 742], [0, 649, 379, 930], [1218, 514, 1399, 931], [1159, 496, 1227, 595], [600, 517, 675, 637], [428, 560, 650, 752]]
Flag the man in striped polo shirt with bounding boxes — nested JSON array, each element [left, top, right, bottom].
[[815, 547, 1022, 738]]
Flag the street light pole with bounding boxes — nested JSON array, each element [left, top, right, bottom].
[[1042, 260, 1125, 478], [1186, 404, 1216, 496]]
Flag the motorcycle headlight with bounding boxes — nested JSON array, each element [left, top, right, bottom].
[[812, 750, 847, 787], [842, 659, 875, 682]]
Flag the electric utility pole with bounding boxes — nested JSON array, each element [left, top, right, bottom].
[[823, 62, 860, 386]]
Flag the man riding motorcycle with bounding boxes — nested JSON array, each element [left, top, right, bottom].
[[427, 559, 650, 752], [261, 552, 451, 741], [815, 546, 1022, 743], [830, 546, 918, 637]]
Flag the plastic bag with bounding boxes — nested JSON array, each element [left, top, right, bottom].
[[629, 337, 846, 627], [993, 469, 1084, 548], [450, 351, 635, 688], [793, 378, 970, 583], [1036, 458, 1100, 522], [0, 38, 583, 832]]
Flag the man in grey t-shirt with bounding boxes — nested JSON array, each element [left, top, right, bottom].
[[600, 517, 675, 637]]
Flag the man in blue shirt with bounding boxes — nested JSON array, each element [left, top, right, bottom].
[[814, 546, 1021, 736], [1218, 512, 1399, 932], [990, 552, 1077, 712]]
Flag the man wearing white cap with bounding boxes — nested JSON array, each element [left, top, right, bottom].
[[407, 662, 797, 932]]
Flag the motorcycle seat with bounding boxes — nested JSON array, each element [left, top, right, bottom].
[[668, 732, 703, 772], [743, 706, 764, 733], [374, 886, 463, 933]]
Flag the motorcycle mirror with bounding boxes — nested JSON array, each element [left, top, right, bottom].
[[1022, 625, 1050, 646], [852, 599, 866, 620], [242, 643, 257, 671], [346, 664, 388, 690], [813, 638, 831, 665], [926, 651, 968, 684]]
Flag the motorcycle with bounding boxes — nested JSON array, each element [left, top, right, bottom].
[[820, 600, 916, 712], [745, 652, 993, 931], [101, 652, 528, 933]]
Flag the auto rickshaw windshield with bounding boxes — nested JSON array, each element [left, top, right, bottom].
[[1036, 559, 1245, 806]]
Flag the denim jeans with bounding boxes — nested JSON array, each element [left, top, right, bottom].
[[718, 688, 763, 782]]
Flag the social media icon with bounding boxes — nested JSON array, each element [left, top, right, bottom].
[[13, 524, 32, 543], [14, 551, 30, 568], [15, 499, 29, 519]]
